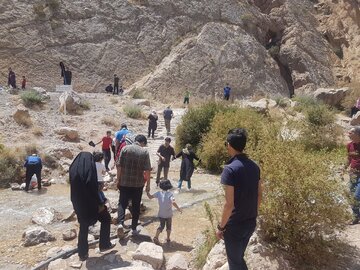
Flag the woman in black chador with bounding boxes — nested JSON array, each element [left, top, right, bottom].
[[69, 152, 114, 261], [175, 144, 200, 191]]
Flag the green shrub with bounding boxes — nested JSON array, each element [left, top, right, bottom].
[[132, 89, 144, 99], [199, 108, 266, 172], [175, 102, 230, 152], [275, 96, 288, 108], [292, 95, 319, 112], [194, 202, 218, 269], [80, 101, 91, 110], [123, 104, 143, 119], [0, 144, 23, 188], [20, 90, 43, 107]]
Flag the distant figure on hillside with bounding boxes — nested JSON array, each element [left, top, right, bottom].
[[346, 127, 360, 225], [350, 98, 360, 117], [60, 62, 67, 84], [8, 68, 16, 89], [163, 106, 174, 135], [69, 152, 114, 261], [105, 84, 113, 93], [95, 131, 113, 171], [156, 137, 175, 185], [64, 67, 72, 85], [223, 83, 231, 101], [148, 110, 158, 139], [175, 144, 199, 192], [24, 154, 42, 192], [113, 74, 119, 95], [146, 179, 182, 245], [184, 90, 190, 104], [21, 76, 26, 90], [216, 128, 262, 270]]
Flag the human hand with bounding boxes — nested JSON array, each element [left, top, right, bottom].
[[145, 185, 150, 193], [161, 157, 165, 161], [216, 230, 224, 240]]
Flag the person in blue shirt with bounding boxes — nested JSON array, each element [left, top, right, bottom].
[[223, 83, 231, 101], [24, 154, 42, 191], [115, 123, 130, 152], [216, 128, 262, 270]]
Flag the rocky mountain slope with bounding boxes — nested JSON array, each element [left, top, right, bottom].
[[0, 0, 359, 98]]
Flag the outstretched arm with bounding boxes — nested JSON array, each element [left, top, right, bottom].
[[172, 201, 182, 213]]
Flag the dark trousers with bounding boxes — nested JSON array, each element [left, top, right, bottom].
[[183, 97, 189, 104], [25, 164, 42, 191], [224, 94, 230, 101], [111, 145, 116, 161], [78, 207, 111, 258], [148, 126, 155, 138], [103, 149, 111, 171], [113, 85, 119, 95], [118, 186, 143, 230], [156, 163, 169, 183], [223, 220, 256, 270], [351, 106, 360, 117]]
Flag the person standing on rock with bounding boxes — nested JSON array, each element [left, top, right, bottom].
[[216, 128, 262, 270], [183, 90, 190, 105], [8, 68, 16, 89], [148, 110, 158, 139], [163, 106, 174, 135], [113, 74, 120, 95], [64, 67, 72, 85], [223, 83, 231, 101], [346, 127, 360, 225], [95, 131, 113, 172], [69, 152, 114, 261], [24, 153, 42, 192], [116, 135, 151, 238], [175, 143, 200, 192], [156, 137, 175, 185]]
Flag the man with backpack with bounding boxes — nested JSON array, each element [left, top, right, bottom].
[[24, 154, 42, 191]]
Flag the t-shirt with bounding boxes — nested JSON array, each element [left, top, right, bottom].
[[25, 156, 42, 167], [224, 86, 231, 95], [347, 142, 360, 172], [153, 191, 174, 218], [163, 109, 173, 120], [157, 145, 175, 167], [221, 154, 260, 225], [102, 136, 112, 150], [116, 128, 129, 142], [96, 162, 106, 181]]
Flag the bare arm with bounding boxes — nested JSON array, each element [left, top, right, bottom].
[[172, 201, 182, 213], [144, 170, 151, 192], [219, 185, 234, 229], [146, 191, 155, 199]]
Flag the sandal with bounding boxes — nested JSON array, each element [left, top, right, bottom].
[[153, 237, 161, 245]]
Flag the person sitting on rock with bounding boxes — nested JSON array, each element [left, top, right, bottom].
[[146, 179, 182, 245], [105, 84, 113, 93]]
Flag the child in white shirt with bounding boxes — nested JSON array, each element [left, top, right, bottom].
[[146, 180, 182, 244]]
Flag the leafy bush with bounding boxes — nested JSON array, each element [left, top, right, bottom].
[[275, 96, 288, 108], [123, 104, 143, 119], [32, 126, 43, 137], [79, 101, 91, 110], [0, 144, 23, 188], [199, 108, 265, 172], [292, 95, 319, 112], [194, 202, 218, 269], [20, 90, 43, 107], [175, 101, 230, 152]]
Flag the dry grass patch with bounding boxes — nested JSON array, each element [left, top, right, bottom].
[[109, 97, 118, 104], [32, 126, 43, 137], [101, 116, 117, 128]]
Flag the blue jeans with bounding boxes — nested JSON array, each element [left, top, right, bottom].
[[223, 220, 256, 270], [350, 174, 360, 219], [178, 179, 191, 189]]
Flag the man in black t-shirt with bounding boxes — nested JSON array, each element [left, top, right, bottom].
[[113, 74, 119, 95], [156, 137, 175, 185], [216, 128, 262, 270]]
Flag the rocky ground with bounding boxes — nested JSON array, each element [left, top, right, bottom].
[[1, 87, 360, 270]]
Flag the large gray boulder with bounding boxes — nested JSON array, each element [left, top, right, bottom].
[[133, 242, 164, 269], [166, 253, 188, 270], [202, 240, 227, 270], [59, 91, 82, 113], [54, 127, 79, 141], [31, 207, 62, 225], [22, 226, 56, 247], [13, 105, 32, 127], [313, 87, 350, 107]]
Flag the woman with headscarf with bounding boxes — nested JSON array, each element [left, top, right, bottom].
[[69, 152, 114, 261], [147, 110, 158, 139], [175, 144, 200, 191]]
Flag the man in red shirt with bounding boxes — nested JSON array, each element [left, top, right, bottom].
[[346, 127, 360, 224], [96, 131, 113, 171]]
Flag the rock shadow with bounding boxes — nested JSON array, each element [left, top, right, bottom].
[[85, 250, 131, 269], [160, 241, 193, 253]]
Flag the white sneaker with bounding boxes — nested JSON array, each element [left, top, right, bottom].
[[117, 225, 125, 239], [131, 229, 140, 236], [187, 188, 192, 192]]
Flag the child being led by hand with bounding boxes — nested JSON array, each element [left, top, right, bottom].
[[146, 179, 182, 244]]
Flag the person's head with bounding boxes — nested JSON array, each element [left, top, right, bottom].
[[164, 137, 171, 147], [185, 143, 192, 150], [8, 67, 12, 72], [23, 76, 25, 79], [226, 83, 229, 86], [159, 179, 173, 191], [121, 123, 127, 129], [167, 105, 171, 109], [106, 131, 111, 137], [109, 83, 112, 86], [135, 134, 147, 147], [152, 110, 156, 114], [349, 127, 360, 143], [225, 128, 247, 156], [66, 67, 70, 71], [93, 151, 104, 162], [114, 74, 117, 77]]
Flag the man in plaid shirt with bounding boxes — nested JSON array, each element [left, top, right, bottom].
[[116, 134, 151, 237]]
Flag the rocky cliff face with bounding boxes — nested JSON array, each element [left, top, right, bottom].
[[0, 0, 358, 98]]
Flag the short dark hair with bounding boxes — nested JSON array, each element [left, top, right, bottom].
[[227, 128, 247, 152], [93, 151, 104, 162], [135, 134, 147, 145], [165, 137, 171, 142], [121, 123, 127, 129]]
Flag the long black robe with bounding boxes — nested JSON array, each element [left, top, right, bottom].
[[69, 152, 99, 225], [176, 150, 199, 181]]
